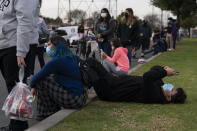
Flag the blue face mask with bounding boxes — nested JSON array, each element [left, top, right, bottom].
[[162, 84, 174, 91], [46, 46, 56, 57]]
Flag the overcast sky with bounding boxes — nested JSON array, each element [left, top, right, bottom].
[[40, 0, 172, 21]]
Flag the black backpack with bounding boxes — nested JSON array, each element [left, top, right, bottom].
[[78, 59, 99, 88]]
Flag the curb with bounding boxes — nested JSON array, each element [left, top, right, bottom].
[[128, 53, 161, 74], [26, 93, 97, 131], [26, 54, 161, 131]]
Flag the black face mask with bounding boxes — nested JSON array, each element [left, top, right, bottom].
[[125, 13, 129, 19]]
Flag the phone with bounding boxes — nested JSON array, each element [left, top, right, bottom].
[[100, 49, 103, 64], [175, 72, 180, 75]]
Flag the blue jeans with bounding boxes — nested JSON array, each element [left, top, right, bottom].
[[98, 41, 112, 56], [124, 45, 132, 67]]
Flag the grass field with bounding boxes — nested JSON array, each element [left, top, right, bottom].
[[49, 38, 197, 131]]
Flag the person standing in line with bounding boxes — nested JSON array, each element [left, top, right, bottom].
[[94, 8, 115, 56], [166, 17, 173, 51], [117, 8, 140, 67], [172, 19, 177, 50], [50, 26, 57, 38], [35, 17, 49, 69], [24, 0, 41, 82], [0, 0, 36, 130], [139, 20, 152, 58]]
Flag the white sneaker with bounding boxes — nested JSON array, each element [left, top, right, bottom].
[[138, 58, 146, 64]]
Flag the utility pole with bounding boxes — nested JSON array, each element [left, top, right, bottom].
[[116, 0, 118, 18], [58, 0, 60, 18], [109, 0, 111, 13], [69, 0, 71, 24]]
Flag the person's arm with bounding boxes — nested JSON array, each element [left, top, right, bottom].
[[143, 66, 167, 82], [30, 59, 58, 88], [94, 21, 99, 35], [41, 19, 49, 35], [101, 19, 115, 37], [15, 0, 35, 58], [117, 24, 121, 38], [149, 26, 152, 38], [106, 49, 120, 63]]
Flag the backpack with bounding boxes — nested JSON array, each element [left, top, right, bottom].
[[78, 58, 99, 89]]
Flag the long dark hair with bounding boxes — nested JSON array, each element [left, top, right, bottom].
[[50, 36, 77, 59], [98, 8, 111, 28], [110, 38, 122, 50], [121, 8, 134, 25]]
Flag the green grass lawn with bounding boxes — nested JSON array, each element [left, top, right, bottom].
[[49, 38, 197, 131]]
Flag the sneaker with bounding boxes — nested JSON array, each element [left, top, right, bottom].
[[141, 53, 144, 58], [138, 58, 146, 64], [167, 49, 172, 51]]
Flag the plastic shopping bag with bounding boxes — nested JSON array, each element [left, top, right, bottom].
[[2, 67, 34, 121]]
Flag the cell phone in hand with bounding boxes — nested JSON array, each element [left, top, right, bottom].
[[175, 72, 180, 75]]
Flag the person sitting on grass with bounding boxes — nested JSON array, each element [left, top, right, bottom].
[[101, 38, 129, 76], [30, 36, 87, 120], [86, 58, 187, 104]]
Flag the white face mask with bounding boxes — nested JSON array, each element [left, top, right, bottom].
[[101, 13, 107, 18], [162, 84, 174, 92]]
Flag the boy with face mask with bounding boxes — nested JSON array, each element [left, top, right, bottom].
[[85, 58, 187, 104]]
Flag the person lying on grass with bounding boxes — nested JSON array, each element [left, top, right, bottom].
[[86, 58, 187, 104], [30, 36, 87, 121]]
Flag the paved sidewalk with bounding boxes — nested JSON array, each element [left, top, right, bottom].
[[0, 48, 153, 129]]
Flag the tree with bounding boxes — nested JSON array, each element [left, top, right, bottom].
[[92, 11, 100, 22], [41, 16, 63, 25], [181, 16, 197, 37], [66, 9, 87, 24], [151, 0, 197, 22], [144, 14, 161, 29]]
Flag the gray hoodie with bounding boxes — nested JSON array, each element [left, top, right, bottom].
[[30, 0, 40, 45], [0, 0, 36, 58]]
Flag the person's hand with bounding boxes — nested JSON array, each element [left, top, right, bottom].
[[97, 34, 101, 39], [101, 52, 107, 59], [164, 90, 171, 102], [17, 56, 26, 68], [31, 88, 36, 96], [164, 66, 177, 76]]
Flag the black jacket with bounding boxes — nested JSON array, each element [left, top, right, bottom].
[[117, 20, 140, 47], [94, 18, 116, 42], [87, 59, 168, 104], [140, 24, 152, 39]]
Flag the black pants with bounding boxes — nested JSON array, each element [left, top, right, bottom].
[[141, 38, 150, 51], [24, 44, 37, 83], [173, 35, 177, 49], [34, 46, 45, 69], [0, 47, 28, 131]]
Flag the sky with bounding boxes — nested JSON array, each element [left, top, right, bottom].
[[40, 0, 173, 21]]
